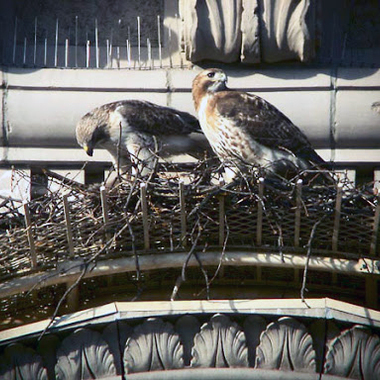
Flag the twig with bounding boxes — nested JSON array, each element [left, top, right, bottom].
[[181, 219, 202, 281], [301, 216, 327, 305], [208, 215, 229, 284]]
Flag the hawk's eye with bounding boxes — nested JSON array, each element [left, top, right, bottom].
[[207, 72, 215, 78]]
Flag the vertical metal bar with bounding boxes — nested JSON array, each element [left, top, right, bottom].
[[117, 46, 120, 69], [179, 181, 186, 247], [23, 37, 27, 65], [140, 183, 150, 250], [332, 183, 343, 251], [137, 16, 141, 68], [44, 34, 47, 67], [23, 202, 37, 268], [106, 40, 110, 66], [157, 15, 162, 68], [147, 38, 152, 69], [33, 17, 37, 66], [63, 194, 75, 257], [75, 16, 78, 67], [126, 39, 131, 68], [109, 28, 113, 68], [13, 16, 18, 64], [256, 177, 264, 246], [65, 38, 69, 67], [86, 40, 90, 68], [128, 26, 132, 67], [95, 18, 99, 68], [168, 26, 173, 68], [54, 18, 59, 67], [294, 179, 303, 247], [370, 199, 380, 256]]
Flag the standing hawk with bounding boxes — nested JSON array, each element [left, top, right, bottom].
[[76, 100, 209, 176], [192, 68, 327, 180]]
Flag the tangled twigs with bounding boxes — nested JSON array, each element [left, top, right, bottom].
[[38, 219, 133, 339], [171, 218, 210, 300]]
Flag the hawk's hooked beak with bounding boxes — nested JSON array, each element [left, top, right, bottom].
[[83, 143, 93, 157]]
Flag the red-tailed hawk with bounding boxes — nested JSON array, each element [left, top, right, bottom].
[[76, 100, 209, 176], [192, 68, 327, 180]]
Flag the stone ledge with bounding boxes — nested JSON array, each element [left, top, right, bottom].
[[0, 299, 379, 379]]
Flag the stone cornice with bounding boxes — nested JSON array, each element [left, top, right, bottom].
[[1, 299, 380, 379]]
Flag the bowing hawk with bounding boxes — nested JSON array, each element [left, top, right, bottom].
[[76, 100, 208, 176], [192, 68, 327, 180]]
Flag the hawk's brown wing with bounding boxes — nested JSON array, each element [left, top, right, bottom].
[[214, 91, 324, 165], [107, 100, 200, 136]]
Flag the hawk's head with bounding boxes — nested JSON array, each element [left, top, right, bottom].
[[192, 68, 228, 111], [76, 112, 110, 157]]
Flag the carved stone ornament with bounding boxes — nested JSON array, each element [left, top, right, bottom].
[[191, 314, 248, 368], [325, 325, 380, 380], [55, 328, 116, 380], [124, 318, 184, 373], [0, 343, 48, 380], [2, 314, 380, 378], [181, 0, 243, 63], [259, 0, 314, 63], [255, 316, 316, 372], [180, 0, 314, 63]]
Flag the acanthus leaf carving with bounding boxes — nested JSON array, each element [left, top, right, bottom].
[[325, 325, 380, 380], [182, 0, 243, 63], [124, 318, 183, 373], [255, 316, 316, 373], [0, 343, 48, 380], [260, 0, 314, 63], [191, 314, 248, 368], [55, 328, 116, 380]]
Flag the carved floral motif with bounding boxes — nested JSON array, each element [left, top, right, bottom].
[[180, 0, 314, 63], [191, 314, 248, 368], [124, 318, 184, 373], [0, 343, 47, 380], [1, 315, 380, 379], [255, 316, 316, 372], [55, 328, 116, 380], [325, 325, 380, 380]]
